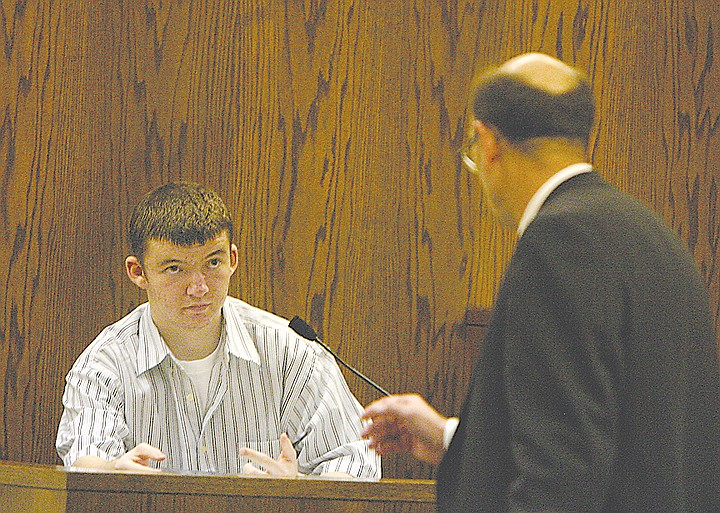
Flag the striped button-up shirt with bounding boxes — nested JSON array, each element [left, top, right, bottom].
[[56, 297, 380, 478]]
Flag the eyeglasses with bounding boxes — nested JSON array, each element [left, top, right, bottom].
[[461, 133, 479, 175]]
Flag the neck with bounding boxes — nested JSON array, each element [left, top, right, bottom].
[[157, 316, 223, 361], [504, 142, 587, 229]]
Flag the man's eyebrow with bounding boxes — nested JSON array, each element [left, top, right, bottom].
[[157, 258, 183, 266], [205, 249, 225, 259], [154, 248, 225, 267]]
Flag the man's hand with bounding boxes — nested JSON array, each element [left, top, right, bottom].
[[361, 393, 447, 465], [240, 433, 300, 477], [73, 443, 166, 472]]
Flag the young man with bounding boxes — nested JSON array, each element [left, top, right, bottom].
[[362, 53, 720, 511], [57, 182, 380, 478]]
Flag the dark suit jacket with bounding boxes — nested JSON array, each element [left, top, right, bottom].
[[437, 171, 720, 512]]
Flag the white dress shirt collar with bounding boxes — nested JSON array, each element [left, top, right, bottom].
[[517, 162, 593, 238], [222, 299, 261, 365], [136, 299, 261, 376]]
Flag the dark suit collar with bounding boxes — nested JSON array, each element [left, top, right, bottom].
[[517, 163, 593, 237]]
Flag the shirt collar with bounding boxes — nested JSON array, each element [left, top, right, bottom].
[[136, 299, 261, 376], [222, 299, 261, 365], [517, 162, 593, 238], [137, 305, 171, 375]]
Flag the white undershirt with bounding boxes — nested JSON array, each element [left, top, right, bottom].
[[173, 341, 223, 413]]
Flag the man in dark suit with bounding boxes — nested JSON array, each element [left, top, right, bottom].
[[362, 53, 720, 512]]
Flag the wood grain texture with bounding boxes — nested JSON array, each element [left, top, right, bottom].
[[0, 460, 434, 512], [0, 0, 718, 483]]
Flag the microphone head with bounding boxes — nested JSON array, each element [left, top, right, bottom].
[[289, 316, 318, 341]]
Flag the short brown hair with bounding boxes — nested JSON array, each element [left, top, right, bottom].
[[128, 182, 234, 261]]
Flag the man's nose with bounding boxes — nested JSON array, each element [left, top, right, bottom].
[[186, 273, 209, 297]]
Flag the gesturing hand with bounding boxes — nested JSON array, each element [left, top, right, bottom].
[[240, 433, 300, 477], [112, 443, 166, 471], [361, 393, 447, 465]]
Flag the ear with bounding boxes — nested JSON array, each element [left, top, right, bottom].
[[125, 256, 149, 290], [474, 120, 501, 165], [229, 243, 239, 276]]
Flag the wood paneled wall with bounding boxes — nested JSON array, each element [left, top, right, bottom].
[[0, 0, 718, 479]]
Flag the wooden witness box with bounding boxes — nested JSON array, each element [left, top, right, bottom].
[[0, 460, 435, 512]]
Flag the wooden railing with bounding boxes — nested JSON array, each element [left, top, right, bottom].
[[0, 460, 435, 512]]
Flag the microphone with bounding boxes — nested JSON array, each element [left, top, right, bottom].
[[289, 316, 390, 397]]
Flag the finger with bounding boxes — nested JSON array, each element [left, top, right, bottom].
[[362, 417, 402, 439], [115, 458, 163, 472], [239, 447, 274, 467], [371, 431, 411, 453], [365, 426, 405, 449], [362, 397, 394, 420], [242, 462, 267, 476], [133, 452, 166, 466], [363, 396, 416, 425], [366, 426, 404, 443], [370, 440, 405, 455], [130, 443, 166, 461], [362, 420, 386, 439], [278, 433, 297, 462], [240, 447, 288, 475]]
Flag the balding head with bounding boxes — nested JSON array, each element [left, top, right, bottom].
[[471, 53, 594, 148], [501, 53, 582, 94]]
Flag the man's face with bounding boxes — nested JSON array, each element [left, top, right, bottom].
[[126, 232, 238, 335], [464, 120, 514, 228]]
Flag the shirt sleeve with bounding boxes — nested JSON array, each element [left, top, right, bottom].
[[56, 345, 130, 466], [443, 417, 460, 450], [287, 346, 381, 479]]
